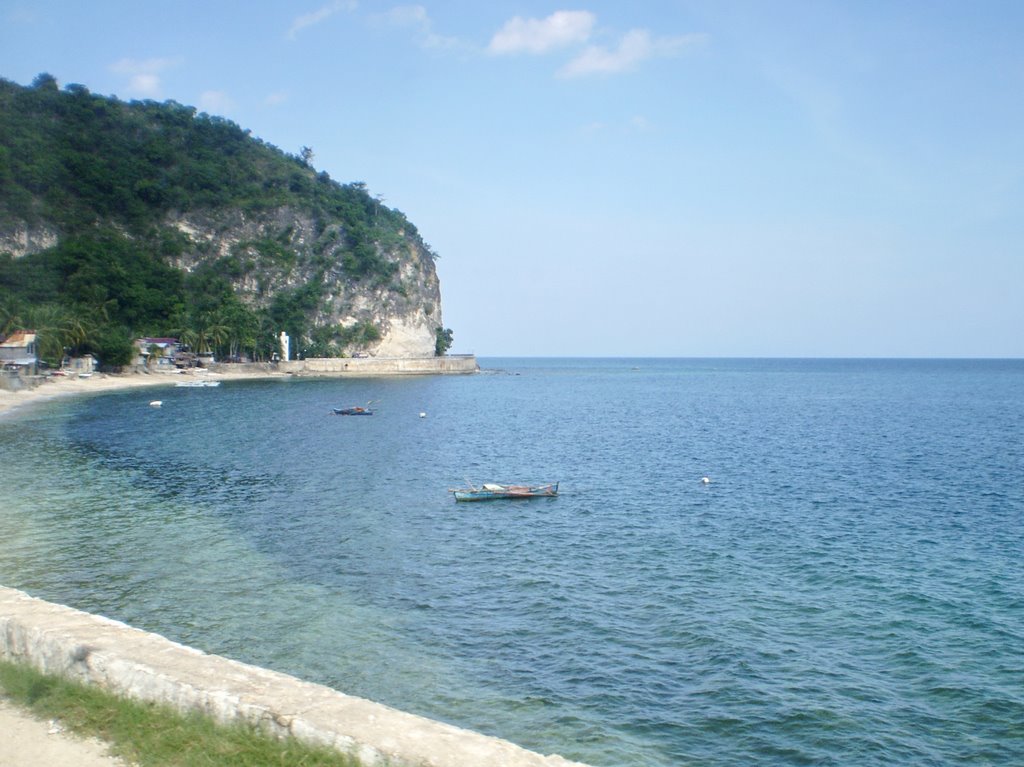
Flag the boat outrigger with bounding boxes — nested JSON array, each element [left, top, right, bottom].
[[451, 482, 559, 502]]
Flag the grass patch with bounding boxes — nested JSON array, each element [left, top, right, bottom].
[[0, 660, 363, 766]]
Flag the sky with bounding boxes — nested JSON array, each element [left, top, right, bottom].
[[1, 1, 1022, 357]]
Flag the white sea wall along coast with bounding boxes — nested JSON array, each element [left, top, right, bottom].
[[0, 586, 588, 767], [278, 355, 479, 375]]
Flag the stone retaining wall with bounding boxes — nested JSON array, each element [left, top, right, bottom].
[[0, 586, 587, 767], [275, 355, 479, 376]]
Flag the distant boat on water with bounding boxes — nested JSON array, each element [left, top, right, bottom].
[[452, 482, 559, 502], [333, 405, 373, 415], [175, 380, 221, 387]]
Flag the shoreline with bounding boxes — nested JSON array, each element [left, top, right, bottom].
[[1, 586, 587, 767], [0, 357, 588, 766], [0, 354, 479, 418], [0, 367, 281, 418]]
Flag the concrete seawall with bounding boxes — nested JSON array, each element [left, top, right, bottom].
[[273, 355, 479, 376], [0, 586, 588, 767]]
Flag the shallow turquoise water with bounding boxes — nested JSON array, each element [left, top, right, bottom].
[[2, 359, 1023, 766]]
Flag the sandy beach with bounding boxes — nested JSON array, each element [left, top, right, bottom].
[[0, 367, 281, 418], [0, 356, 476, 419]]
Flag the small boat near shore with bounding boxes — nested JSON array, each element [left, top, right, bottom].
[[452, 482, 559, 502], [175, 380, 221, 387], [333, 406, 373, 415]]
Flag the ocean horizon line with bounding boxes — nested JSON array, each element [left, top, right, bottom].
[[473, 354, 1024, 361]]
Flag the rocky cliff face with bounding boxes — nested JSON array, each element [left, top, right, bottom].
[[0, 76, 449, 361], [0, 221, 60, 258], [164, 207, 442, 357], [1, 207, 443, 358]]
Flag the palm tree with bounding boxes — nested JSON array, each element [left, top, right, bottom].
[[0, 295, 25, 337], [22, 304, 68, 364], [61, 306, 94, 354], [252, 313, 277, 361], [146, 343, 165, 369], [200, 316, 230, 356], [177, 328, 198, 352], [215, 305, 255, 361]]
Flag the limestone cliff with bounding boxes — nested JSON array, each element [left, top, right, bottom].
[[0, 75, 450, 363], [164, 206, 442, 358]]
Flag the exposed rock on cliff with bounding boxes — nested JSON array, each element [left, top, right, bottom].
[[163, 207, 442, 358], [0, 222, 60, 258]]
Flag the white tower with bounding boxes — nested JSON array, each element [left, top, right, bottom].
[[279, 331, 290, 362]]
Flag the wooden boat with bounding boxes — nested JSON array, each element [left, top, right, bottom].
[[333, 406, 373, 415], [452, 482, 559, 502]]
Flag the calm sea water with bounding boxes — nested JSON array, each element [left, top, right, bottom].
[[2, 358, 1023, 766]]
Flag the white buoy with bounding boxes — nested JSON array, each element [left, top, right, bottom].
[[701, 476, 711, 484], [419, 412, 427, 418], [149, 400, 162, 407]]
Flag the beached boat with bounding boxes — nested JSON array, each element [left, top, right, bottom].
[[333, 406, 373, 415], [452, 482, 559, 502]]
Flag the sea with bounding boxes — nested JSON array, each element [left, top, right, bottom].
[[1, 358, 1022, 766]]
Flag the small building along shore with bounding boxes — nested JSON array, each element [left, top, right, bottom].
[[0, 330, 38, 377], [134, 337, 181, 369]]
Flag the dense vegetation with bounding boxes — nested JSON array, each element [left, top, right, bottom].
[[0, 74, 451, 367]]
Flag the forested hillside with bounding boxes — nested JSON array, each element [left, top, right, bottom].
[[0, 74, 450, 367]]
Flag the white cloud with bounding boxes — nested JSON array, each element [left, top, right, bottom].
[[378, 5, 460, 50], [128, 74, 161, 97], [6, 7, 36, 24], [109, 57, 182, 97], [558, 29, 705, 78], [489, 10, 595, 55], [264, 91, 289, 107], [629, 115, 651, 131], [385, 4, 427, 26], [288, 0, 356, 41], [109, 56, 180, 75], [199, 90, 234, 114]]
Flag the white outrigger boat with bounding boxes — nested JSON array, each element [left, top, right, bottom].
[[451, 482, 559, 502]]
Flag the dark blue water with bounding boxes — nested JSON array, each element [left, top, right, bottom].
[[2, 359, 1023, 766]]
